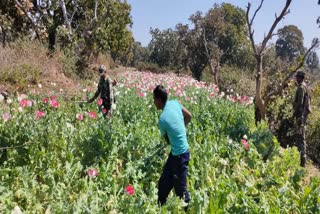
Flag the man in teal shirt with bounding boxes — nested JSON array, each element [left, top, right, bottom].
[[153, 85, 192, 209]]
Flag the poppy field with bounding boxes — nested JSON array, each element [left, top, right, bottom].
[[0, 71, 320, 213]]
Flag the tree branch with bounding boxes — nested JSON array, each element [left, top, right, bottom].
[[246, 3, 258, 56], [202, 28, 210, 58], [271, 32, 280, 37], [250, 0, 264, 26], [94, 0, 99, 20], [260, 0, 292, 52], [0, 141, 36, 150], [69, 0, 78, 25], [265, 39, 319, 104], [14, 0, 41, 38], [59, 0, 72, 39], [83, 3, 111, 38]]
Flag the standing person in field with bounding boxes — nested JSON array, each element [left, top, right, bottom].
[[153, 85, 192, 210], [293, 71, 311, 167], [87, 65, 117, 117]]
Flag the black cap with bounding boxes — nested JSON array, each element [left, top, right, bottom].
[[295, 71, 305, 78]]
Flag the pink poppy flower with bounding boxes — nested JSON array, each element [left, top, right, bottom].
[[50, 95, 57, 101], [20, 99, 28, 108], [230, 97, 237, 103], [102, 108, 107, 114], [35, 110, 45, 119], [88, 111, 97, 119], [43, 97, 49, 103], [17, 93, 28, 102], [50, 100, 59, 108], [241, 139, 249, 151], [125, 185, 134, 195], [87, 86, 93, 92], [2, 112, 11, 122], [137, 92, 144, 97], [97, 98, 103, 106], [26, 100, 33, 107], [87, 168, 98, 178], [77, 114, 84, 121]]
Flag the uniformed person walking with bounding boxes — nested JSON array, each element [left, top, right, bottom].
[[293, 71, 310, 167], [87, 65, 117, 117]]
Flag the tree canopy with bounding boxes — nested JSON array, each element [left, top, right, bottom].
[[0, 0, 134, 73], [147, 3, 253, 81], [275, 25, 305, 61]]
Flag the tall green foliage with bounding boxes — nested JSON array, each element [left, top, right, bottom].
[[0, 0, 134, 74], [132, 42, 150, 67], [276, 25, 305, 62], [1, 75, 319, 212], [306, 51, 320, 70], [187, 3, 252, 80]]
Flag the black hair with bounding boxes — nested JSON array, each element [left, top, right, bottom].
[[153, 85, 168, 103]]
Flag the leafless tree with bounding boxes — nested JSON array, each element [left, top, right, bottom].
[[246, 0, 319, 123]]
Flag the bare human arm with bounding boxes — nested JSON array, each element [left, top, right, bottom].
[[182, 106, 192, 126], [112, 79, 117, 86], [87, 87, 100, 103]]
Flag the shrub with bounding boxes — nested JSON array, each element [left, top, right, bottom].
[[268, 82, 320, 165], [218, 65, 256, 97], [0, 64, 41, 88], [56, 48, 78, 79], [306, 85, 320, 164], [0, 71, 319, 213], [135, 61, 167, 73], [251, 122, 279, 161]]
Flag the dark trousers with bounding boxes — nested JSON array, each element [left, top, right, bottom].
[[296, 125, 306, 167], [295, 116, 307, 167], [158, 150, 190, 206], [100, 100, 111, 117]]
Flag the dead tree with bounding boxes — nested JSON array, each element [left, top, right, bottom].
[[203, 28, 222, 87], [246, 0, 319, 123], [246, 0, 292, 122]]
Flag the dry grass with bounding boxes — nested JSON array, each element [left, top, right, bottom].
[[0, 39, 78, 93], [0, 39, 131, 97]]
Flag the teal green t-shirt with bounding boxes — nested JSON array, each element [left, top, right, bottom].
[[158, 100, 189, 156]]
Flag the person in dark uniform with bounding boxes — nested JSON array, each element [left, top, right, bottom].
[[153, 85, 192, 211], [293, 71, 309, 167], [87, 65, 117, 117]]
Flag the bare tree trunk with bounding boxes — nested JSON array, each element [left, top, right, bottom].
[[94, 51, 99, 62], [208, 61, 217, 84], [48, 26, 57, 51], [59, 0, 72, 40], [255, 55, 266, 122], [94, 0, 99, 20], [214, 64, 220, 87], [203, 28, 220, 87], [0, 28, 6, 48]]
